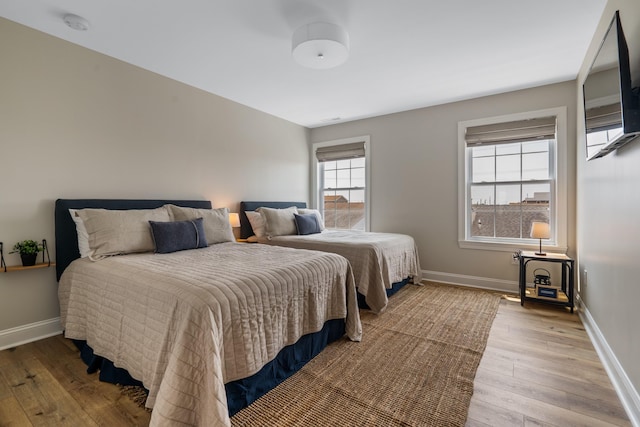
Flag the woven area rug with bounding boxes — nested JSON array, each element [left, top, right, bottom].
[[230, 282, 501, 427]]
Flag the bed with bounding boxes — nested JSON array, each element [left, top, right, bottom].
[[55, 199, 361, 426], [240, 201, 422, 314]]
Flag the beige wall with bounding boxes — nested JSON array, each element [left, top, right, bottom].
[[576, 0, 640, 418], [0, 18, 309, 337], [311, 81, 577, 289], [3, 7, 638, 416]]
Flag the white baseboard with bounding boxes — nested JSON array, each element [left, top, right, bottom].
[[421, 269, 519, 293], [577, 295, 640, 427], [0, 317, 63, 351]]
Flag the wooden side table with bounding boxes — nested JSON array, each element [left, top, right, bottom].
[[518, 250, 575, 313]]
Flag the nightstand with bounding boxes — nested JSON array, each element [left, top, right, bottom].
[[518, 251, 574, 313]]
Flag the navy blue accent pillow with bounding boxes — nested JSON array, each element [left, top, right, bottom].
[[293, 213, 321, 235], [149, 218, 208, 253]]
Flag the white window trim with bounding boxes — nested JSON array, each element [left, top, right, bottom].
[[457, 107, 568, 253], [311, 136, 371, 231]]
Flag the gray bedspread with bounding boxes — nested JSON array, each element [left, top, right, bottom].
[[58, 242, 361, 426], [257, 230, 421, 313]]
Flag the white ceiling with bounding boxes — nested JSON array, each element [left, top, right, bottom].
[[0, 0, 606, 128]]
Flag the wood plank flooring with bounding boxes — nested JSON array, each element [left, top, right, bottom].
[[466, 296, 630, 427], [0, 294, 631, 426], [0, 336, 151, 426]]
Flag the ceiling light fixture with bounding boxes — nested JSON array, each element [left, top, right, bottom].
[[292, 22, 349, 69], [63, 14, 90, 31]]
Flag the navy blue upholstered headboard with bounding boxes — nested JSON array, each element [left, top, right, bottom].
[[54, 199, 212, 281], [239, 201, 307, 239]]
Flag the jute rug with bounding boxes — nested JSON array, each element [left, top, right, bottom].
[[230, 282, 501, 427]]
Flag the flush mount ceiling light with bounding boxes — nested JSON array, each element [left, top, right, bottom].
[[292, 22, 349, 69], [63, 14, 90, 31]]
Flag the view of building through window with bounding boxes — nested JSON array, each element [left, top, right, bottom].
[[471, 191, 550, 238], [469, 140, 552, 239], [321, 158, 365, 230]]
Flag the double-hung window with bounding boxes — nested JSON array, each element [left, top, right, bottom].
[[458, 108, 567, 252], [312, 136, 370, 231]]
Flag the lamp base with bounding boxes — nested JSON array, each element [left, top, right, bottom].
[[534, 251, 547, 256]]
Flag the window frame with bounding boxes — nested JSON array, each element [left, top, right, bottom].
[[311, 136, 371, 231], [457, 107, 568, 253]]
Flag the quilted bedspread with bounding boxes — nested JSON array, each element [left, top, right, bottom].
[[58, 242, 361, 426], [258, 230, 421, 313]]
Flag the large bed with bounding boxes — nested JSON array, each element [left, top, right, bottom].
[[240, 201, 422, 314], [55, 199, 361, 426]]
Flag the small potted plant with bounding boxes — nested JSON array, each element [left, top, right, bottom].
[[10, 240, 44, 266]]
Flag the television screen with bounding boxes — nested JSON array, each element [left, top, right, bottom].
[[583, 11, 640, 160]]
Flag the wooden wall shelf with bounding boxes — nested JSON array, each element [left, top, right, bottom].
[[1, 240, 53, 273], [3, 263, 56, 273]]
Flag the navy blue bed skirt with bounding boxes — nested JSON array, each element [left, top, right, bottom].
[[72, 318, 345, 416], [356, 277, 411, 310]]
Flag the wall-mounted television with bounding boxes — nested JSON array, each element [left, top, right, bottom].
[[583, 11, 640, 160]]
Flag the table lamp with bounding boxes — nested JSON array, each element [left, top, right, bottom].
[[530, 222, 550, 256], [229, 213, 240, 228]]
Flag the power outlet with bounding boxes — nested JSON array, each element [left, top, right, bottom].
[[511, 252, 520, 265]]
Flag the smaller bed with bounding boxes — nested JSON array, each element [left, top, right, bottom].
[[240, 201, 422, 313]]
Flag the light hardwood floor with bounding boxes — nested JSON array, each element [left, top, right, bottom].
[[467, 297, 631, 427], [0, 336, 151, 426], [0, 295, 631, 426]]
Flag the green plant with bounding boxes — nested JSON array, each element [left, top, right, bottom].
[[10, 240, 43, 256]]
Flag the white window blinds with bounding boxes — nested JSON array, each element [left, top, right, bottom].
[[315, 141, 365, 162], [465, 117, 556, 146], [585, 103, 622, 132]]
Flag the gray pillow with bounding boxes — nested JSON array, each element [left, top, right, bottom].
[[166, 205, 235, 244], [297, 208, 326, 231], [294, 213, 321, 235], [245, 211, 266, 237], [149, 218, 208, 253], [77, 207, 171, 258], [257, 206, 298, 238]]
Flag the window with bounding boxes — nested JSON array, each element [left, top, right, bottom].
[[312, 137, 370, 231], [458, 108, 567, 252]]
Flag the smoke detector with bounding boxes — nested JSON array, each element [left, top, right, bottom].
[[63, 14, 90, 31]]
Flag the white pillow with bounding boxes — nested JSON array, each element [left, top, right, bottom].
[[245, 211, 266, 238], [297, 208, 326, 231], [256, 206, 298, 238], [77, 207, 171, 258], [166, 205, 235, 244], [69, 209, 90, 258]]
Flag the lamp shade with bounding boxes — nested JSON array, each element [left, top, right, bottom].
[[229, 213, 240, 228], [530, 222, 550, 239], [292, 22, 349, 69]]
